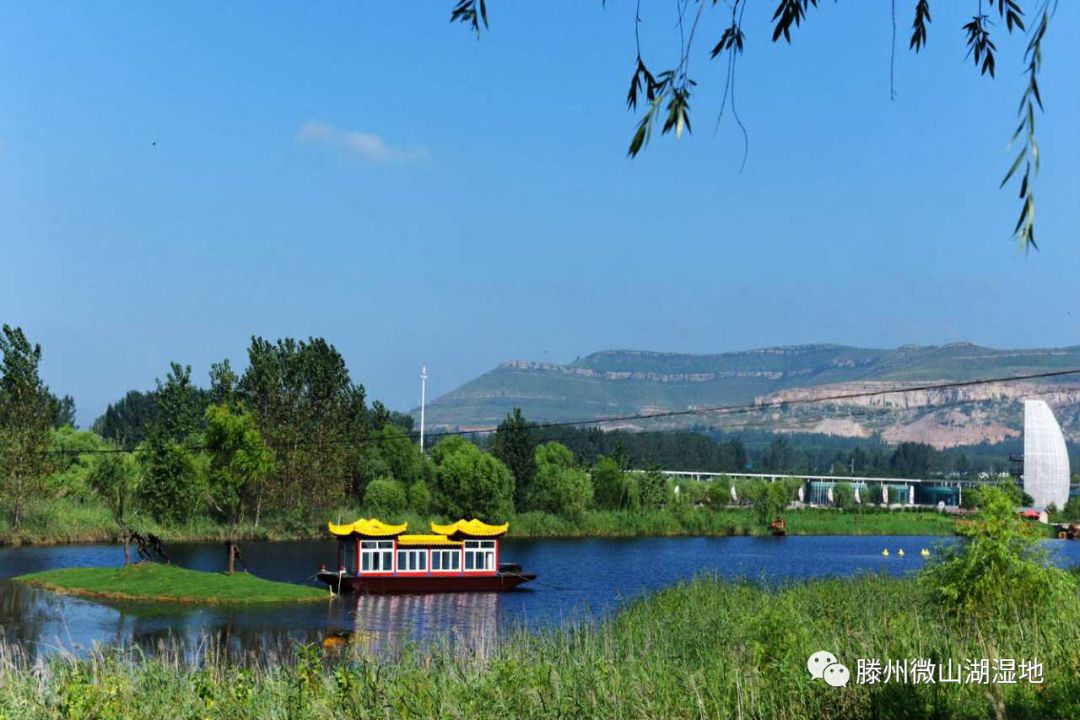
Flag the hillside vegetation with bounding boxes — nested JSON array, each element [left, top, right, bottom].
[[422, 344, 1080, 446]]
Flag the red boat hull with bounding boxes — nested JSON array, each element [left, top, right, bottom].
[[317, 571, 535, 595]]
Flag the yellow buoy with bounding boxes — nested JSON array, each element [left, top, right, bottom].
[[897, 549, 905, 557], [920, 548, 930, 557], [881, 549, 889, 557]]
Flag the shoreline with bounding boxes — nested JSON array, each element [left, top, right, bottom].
[[0, 502, 967, 548]]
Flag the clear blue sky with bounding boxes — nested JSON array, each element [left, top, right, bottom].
[[2, 1, 1078, 427]]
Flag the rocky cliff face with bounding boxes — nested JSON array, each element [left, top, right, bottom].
[[422, 344, 1080, 447], [755, 381, 1080, 448]]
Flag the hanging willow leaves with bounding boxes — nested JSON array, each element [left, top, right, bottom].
[[771, 0, 818, 43], [448, 0, 1056, 251], [909, 0, 932, 51], [1002, 5, 1049, 252], [450, 0, 488, 37]]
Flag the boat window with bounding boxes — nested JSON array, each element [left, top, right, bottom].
[[464, 540, 496, 571], [431, 549, 460, 571], [360, 539, 394, 573]]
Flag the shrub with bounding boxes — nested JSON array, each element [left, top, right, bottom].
[[920, 486, 1076, 619], [362, 477, 407, 515], [407, 480, 431, 514], [637, 469, 671, 510], [591, 456, 629, 510], [832, 482, 854, 510]]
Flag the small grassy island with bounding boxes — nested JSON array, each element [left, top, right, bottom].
[[14, 563, 326, 605]]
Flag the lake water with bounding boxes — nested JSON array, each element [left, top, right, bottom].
[[2, 536, 1078, 660]]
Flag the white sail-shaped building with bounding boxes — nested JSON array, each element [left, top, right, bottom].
[[1023, 399, 1070, 509]]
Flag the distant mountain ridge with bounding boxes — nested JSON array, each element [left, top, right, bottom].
[[420, 343, 1080, 447]]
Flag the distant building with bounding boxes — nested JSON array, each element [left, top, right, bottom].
[[1022, 400, 1070, 509]]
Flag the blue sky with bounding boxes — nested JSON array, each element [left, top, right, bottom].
[[2, 1, 1078, 427]]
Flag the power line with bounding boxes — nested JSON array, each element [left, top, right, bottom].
[[45, 367, 1080, 456]]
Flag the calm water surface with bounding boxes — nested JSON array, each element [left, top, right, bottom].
[[1, 536, 1077, 659]]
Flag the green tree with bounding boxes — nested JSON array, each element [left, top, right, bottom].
[[530, 442, 593, 518], [92, 390, 159, 450], [430, 437, 513, 521], [87, 451, 142, 565], [592, 455, 630, 510], [48, 426, 111, 502], [0, 326, 57, 528], [637, 467, 671, 510], [208, 359, 238, 406], [363, 477, 408, 516], [204, 403, 275, 573], [237, 336, 370, 516], [921, 486, 1075, 619], [492, 408, 536, 509], [139, 363, 206, 524], [888, 442, 941, 477], [749, 480, 796, 528]]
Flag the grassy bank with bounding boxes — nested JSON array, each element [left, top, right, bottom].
[[0, 573, 1076, 718], [0, 498, 961, 547], [14, 563, 326, 605]]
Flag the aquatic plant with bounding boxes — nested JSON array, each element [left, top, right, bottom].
[[0, 571, 1077, 719]]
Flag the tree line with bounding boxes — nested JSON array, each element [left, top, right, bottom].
[[5, 324, 1068, 560]]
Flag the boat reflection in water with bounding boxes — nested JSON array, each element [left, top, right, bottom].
[[326, 591, 500, 659]]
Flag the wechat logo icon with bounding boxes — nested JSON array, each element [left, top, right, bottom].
[[807, 650, 850, 687]]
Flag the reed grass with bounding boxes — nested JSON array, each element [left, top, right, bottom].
[[0, 572, 1075, 719]]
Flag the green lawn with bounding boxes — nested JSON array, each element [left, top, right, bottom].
[[14, 563, 327, 605]]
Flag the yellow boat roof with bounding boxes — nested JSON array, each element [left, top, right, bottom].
[[397, 534, 463, 547], [430, 519, 509, 538], [328, 518, 408, 537]]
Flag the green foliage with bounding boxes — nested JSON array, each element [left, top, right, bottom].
[[748, 479, 798, 527], [492, 408, 536, 509], [529, 442, 593, 518], [139, 442, 204, 524], [48, 427, 110, 502], [888, 441, 941, 477], [363, 477, 407, 515], [92, 390, 159, 450], [86, 450, 142, 563], [591, 455, 631, 510], [832, 481, 854, 510], [1059, 495, 1080, 521], [204, 403, 274, 529], [139, 363, 206, 523], [636, 468, 671, 510], [430, 436, 514, 521], [0, 325, 58, 528], [87, 451, 141, 529], [407, 480, 431, 514], [921, 486, 1076, 619], [355, 424, 431, 496], [236, 336, 369, 514]]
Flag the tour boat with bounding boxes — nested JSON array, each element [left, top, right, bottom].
[[315, 518, 536, 595]]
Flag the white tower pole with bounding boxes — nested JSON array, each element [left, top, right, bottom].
[[419, 366, 427, 452]]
